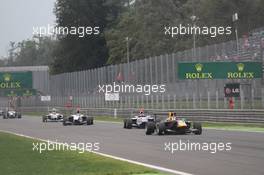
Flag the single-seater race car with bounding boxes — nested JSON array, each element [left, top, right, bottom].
[[3, 109, 22, 119], [42, 108, 64, 122], [63, 109, 94, 126], [124, 109, 155, 129], [145, 112, 202, 135]]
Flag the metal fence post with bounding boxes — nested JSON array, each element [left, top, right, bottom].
[[185, 93, 189, 109], [162, 95, 165, 109], [216, 90, 219, 109], [241, 89, 244, 109], [252, 88, 255, 109], [207, 91, 210, 109], [173, 94, 176, 109], [193, 93, 196, 109]]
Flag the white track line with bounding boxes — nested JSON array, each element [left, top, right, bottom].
[[0, 129, 193, 175]]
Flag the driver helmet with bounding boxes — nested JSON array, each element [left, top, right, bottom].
[[139, 108, 144, 116], [168, 112, 176, 121]]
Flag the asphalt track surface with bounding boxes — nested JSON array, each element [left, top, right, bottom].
[[0, 116, 264, 175]]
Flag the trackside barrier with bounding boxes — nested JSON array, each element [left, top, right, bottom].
[[19, 107, 264, 123]]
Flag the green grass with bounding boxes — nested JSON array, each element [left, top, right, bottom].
[[0, 132, 166, 175], [95, 116, 124, 122], [202, 122, 264, 132]]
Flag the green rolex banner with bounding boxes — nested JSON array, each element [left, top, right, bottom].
[[0, 71, 32, 89], [178, 62, 262, 79]]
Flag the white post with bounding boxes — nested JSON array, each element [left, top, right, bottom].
[[207, 91, 210, 109], [167, 94, 170, 109], [114, 108, 117, 119], [216, 90, 219, 109], [241, 89, 244, 109], [262, 88, 264, 109], [162, 95, 165, 109], [193, 93, 196, 109], [185, 93, 189, 109], [199, 93, 202, 109], [151, 95, 154, 109], [224, 97, 227, 109], [251, 88, 254, 109], [174, 94, 176, 109]]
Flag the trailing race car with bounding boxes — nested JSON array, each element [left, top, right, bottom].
[[3, 110, 22, 119], [0, 110, 4, 116], [124, 109, 155, 129], [42, 108, 64, 122], [145, 112, 202, 135], [63, 110, 94, 126]]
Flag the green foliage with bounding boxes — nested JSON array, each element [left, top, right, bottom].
[[3, 36, 57, 67], [51, 0, 110, 74], [105, 0, 264, 64], [4, 0, 264, 71]]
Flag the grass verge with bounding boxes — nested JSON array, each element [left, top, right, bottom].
[[0, 132, 166, 175]]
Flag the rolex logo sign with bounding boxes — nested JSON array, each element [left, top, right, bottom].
[[3, 73, 11, 82], [195, 63, 203, 72], [184, 63, 213, 79], [227, 62, 254, 79], [237, 63, 244, 72], [178, 62, 262, 80]]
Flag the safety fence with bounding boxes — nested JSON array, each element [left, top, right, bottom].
[[19, 106, 264, 123]]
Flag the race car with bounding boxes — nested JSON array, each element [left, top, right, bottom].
[[0, 110, 4, 116], [3, 110, 22, 119], [42, 108, 64, 122], [124, 109, 155, 129], [63, 110, 94, 126], [145, 112, 202, 135]]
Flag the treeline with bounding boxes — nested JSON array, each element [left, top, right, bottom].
[[3, 0, 264, 74]]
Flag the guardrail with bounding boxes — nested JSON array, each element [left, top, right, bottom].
[[19, 107, 264, 123]]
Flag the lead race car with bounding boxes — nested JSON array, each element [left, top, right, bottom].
[[3, 109, 22, 119], [63, 109, 94, 126], [42, 108, 64, 122], [124, 109, 155, 129], [145, 112, 202, 135]]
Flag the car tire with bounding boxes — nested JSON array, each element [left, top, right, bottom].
[[42, 116, 47, 122], [145, 122, 155, 135], [156, 122, 165, 135], [193, 122, 202, 135], [126, 119, 132, 129], [63, 117, 68, 126], [123, 119, 127, 128], [87, 117, 93, 125], [86, 118, 91, 125]]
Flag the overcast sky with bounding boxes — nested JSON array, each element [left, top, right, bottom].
[[0, 0, 56, 57]]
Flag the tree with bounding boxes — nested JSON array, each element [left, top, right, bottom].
[[4, 36, 57, 67], [105, 0, 264, 64], [52, 0, 110, 74]]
